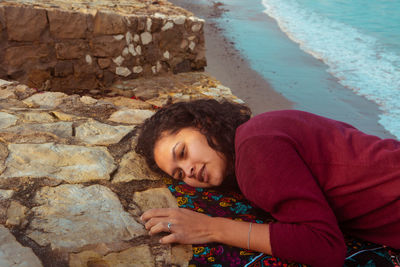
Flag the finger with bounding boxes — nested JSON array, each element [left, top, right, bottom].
[[148, 221, 170, 236], [159, 233, 179, 244], [144, 217, 166, 230], [141, 208, 175, 222]]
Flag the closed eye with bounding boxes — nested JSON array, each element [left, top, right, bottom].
[[179, 145, 185, 159]]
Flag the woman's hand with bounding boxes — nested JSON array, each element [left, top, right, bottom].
[[141, 208, 216, 244]]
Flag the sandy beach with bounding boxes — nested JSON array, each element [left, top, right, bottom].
[[169, 0, 396, 140], [170, 0, 293, 116]]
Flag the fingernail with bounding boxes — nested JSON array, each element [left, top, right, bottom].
[[159, 239, 163, 244]]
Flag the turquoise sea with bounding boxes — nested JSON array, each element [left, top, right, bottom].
[[211, 0, 400, 139]]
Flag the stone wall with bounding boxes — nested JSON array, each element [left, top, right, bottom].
[[0, 0, 206, 93]]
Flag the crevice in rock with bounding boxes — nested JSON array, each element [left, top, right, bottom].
[[107, 128, 137, 161], [11, 228, 69, 267], [108, 166, 119, 183], [71, 124, 76, 137], [4, 177, 62, 209]]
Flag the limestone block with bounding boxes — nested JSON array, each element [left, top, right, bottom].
[[161, 21, 174, 31], [85, 55, 92, 65], [146, 97, 169, 108], [93, 11, 126, 35], [191, 23, 202, 33], [146, 18, 152, 32], [0, 131, 60, 144], [6, 201, 29, 227], [80, 96, 97, 105], [134, 187, 178, 211], [19, 112, 55, 123], [114, 34, 124, 41], [23, 92, 68, 108], [90, 36, 126, 57], [189, 41, 196, 51], [171, 245, 193, 267], [54, 61, 74, 77], [50, 111, 79, 121], [48, 9, 87, 39], [55, 40, 88, 60], [2, 122, 73, 139], [116, 67, 132, 77], [133, 66, 143, 74], [140, 32, 152, 45], [5, 6, 47, 42], [125, 31, 133, 44], [135, 45, 142, 55], [103, 245, 155, 267], [113, 151, 161, 183], [128, 44, 137, 56], [12, 84, 37, 100], [0, 79, 14, 87], [27, 184, 146, 250], [133, 34, 140, 43], [0, 143, 116, 183], [69, 245, 154, 267], [113, 56, 124, 66], [75, 119, 134, 145], [0, 225, 43, 267], [0, 190, 13, 200], [102, 97, 153, 110], [122, 47, 129, 56], [173, 16, 186, 25], [163, 51, 170, 59], [108, 109, 155, 124], [0, 112, 18, 129], [154, 13, 167, 19], [4, 44, 50, 69], [0, 89, 16, 100]]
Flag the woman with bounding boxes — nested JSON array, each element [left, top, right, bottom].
[[136, 99, 400, 267]]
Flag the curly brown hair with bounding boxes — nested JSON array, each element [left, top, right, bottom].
[[135, 99, 251, 180]]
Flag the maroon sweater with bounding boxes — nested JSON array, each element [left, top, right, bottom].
[[235, 110, 400, 267]]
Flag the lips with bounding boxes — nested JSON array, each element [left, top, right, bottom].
[[197, 165, 206, 183]]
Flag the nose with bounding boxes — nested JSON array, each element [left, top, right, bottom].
[[182, 161, 195, 178]]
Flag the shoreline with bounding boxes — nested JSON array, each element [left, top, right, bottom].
[[169, 0, 293, 115], [169, 0, 396, 139]]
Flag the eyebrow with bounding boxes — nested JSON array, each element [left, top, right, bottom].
[[172, 142, 180, 161], [171, 142, 182, 177]]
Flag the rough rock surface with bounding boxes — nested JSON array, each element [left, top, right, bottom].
[[27, 184, 146, 251], [0, 225, 43, 267], [0, 0, 206, 92], [0, 73, 243, 266]]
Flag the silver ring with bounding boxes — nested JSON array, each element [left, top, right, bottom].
[[167, 222, 172, 232]]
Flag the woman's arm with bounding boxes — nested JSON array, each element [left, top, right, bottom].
[[141, 208, 272, 254], [236, 135, 347, 267]]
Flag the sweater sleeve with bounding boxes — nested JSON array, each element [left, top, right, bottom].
[[235, 135, 346, 267]]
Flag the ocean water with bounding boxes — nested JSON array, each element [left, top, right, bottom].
[[211, 0, 400, 139]]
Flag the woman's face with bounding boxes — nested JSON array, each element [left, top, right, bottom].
[[154, 127, 227, 188]]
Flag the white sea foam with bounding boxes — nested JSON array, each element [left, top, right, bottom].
[[261, 0, 400, 139]]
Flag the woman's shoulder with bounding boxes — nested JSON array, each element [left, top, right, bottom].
[[236, 110, 314, 137]]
